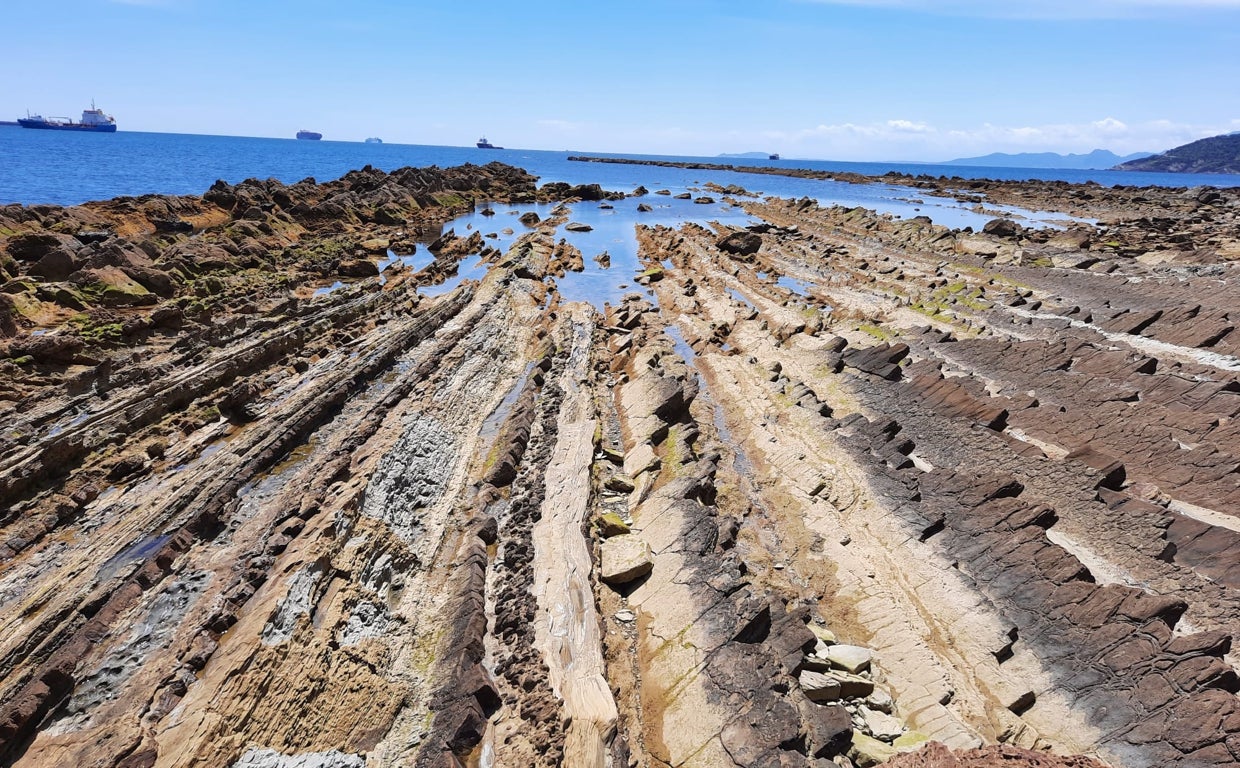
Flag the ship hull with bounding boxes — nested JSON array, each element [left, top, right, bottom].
[[17, 119, 116, 132], [297, 132, 323, 141]]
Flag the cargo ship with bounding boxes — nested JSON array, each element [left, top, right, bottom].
[[476, 136, 502, 149], [296, 130, 322, 141], [16, 102, 117, 132]]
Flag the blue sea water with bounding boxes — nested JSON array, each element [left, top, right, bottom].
[[2, 127, 1237, 227], [5, 127, 1237, 310]]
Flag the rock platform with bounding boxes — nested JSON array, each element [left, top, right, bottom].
[[1, 162, 1238, 767]]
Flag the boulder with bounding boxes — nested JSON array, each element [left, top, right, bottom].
[[1048, 228, 1091, 250], [809, 623, 838, 645], [1050, 253, 1099, 270], [604, 474, 635, 493], [338, 259, 379, 277], [956, 234, 999, 257], [30, 249, 78, 282], [566, 183, 606, 201], [825, 644, 874, 673], [982, 218, 1021, 238], [866, 687, 896, 714], [519, 212, 540, 227], [801, 701, 854, 757], [850, 732, 899, 767], [6, 232, 80, 262], [77, 266, 157, 307], [599, 535, 652, 584], [799, 670, 842, 703], [9, 333, 84, 364], [831, 670, 876, 698], [717, 231, 763, 258], [860, 705, 905, 741], [564, 222, 593, 232], [842, 342, 909, 381], [595, 513, 630, 537]]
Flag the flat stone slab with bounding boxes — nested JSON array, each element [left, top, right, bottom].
[[849, 732, 898, 768], [809, 623, 837, 645], [830, 671, 876, 699], [595, 512, 630, 537], [799, 670, 842, 703], [860, 706, 905, 741], [824, 644, 873, 674], [600, 535, 653, 585]]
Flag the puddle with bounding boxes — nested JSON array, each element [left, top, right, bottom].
[[314, 281, 345, 296], [713, 401, 756, 479], [46, 410, 93, 439], [479, 362, 535, 442], [379, 248, 434, 284], [263, 440, 317, 480], [97, 533, 171, 581], [421, 202, 559, 253], [420, 252, 489, 297], [664, 325, 698, 366], [421, 179, 1075, 314], [777, 275, 812, 295], [551, 196, 754, 308], [727, 289, 756, 309]]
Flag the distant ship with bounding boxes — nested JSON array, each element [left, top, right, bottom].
[[769, 153, 780, 160], [476, 136, 503, 149], [17, 102, 116, 133], [296, 130, 323, 141], [364, 137, 382, 144]]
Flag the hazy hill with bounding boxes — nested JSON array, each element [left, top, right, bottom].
[[716, 152, 771, 159], [1115, 133, 1240, 174], [943, 149, 1152, 169]]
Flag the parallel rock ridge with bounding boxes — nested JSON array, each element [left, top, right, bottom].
[[1, 162, 1239, 768]]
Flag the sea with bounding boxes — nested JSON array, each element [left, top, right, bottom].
[[2, 127, 1237, 309], [3, 128, 1238, 216]]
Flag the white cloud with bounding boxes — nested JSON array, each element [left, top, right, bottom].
[[761, 116, 1236, 160], [886, 119, 933, 133], [798, 0, 1240, 19]]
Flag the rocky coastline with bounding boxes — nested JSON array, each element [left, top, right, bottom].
[[1, 161, 1239, 768]]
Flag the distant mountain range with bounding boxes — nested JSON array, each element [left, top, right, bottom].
[[1115, 133, 1240, 174], [716, 152, 772, 159], [942, 149, 1153, 169]]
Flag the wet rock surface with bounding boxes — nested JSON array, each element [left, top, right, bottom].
[[2, 162, 1239, 768]]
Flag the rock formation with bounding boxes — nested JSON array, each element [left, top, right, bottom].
[[1, 161, 1239, 768]]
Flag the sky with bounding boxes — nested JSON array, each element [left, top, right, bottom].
[[3, 0, 1239, 161]]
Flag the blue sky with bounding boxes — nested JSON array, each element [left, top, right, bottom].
[[4, 0, 1239, 160]]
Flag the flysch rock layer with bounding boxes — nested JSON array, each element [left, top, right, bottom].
[[1, 162, 1239, 768]]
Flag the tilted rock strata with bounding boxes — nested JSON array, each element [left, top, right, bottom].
[[1, 163, 1239, 768]]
